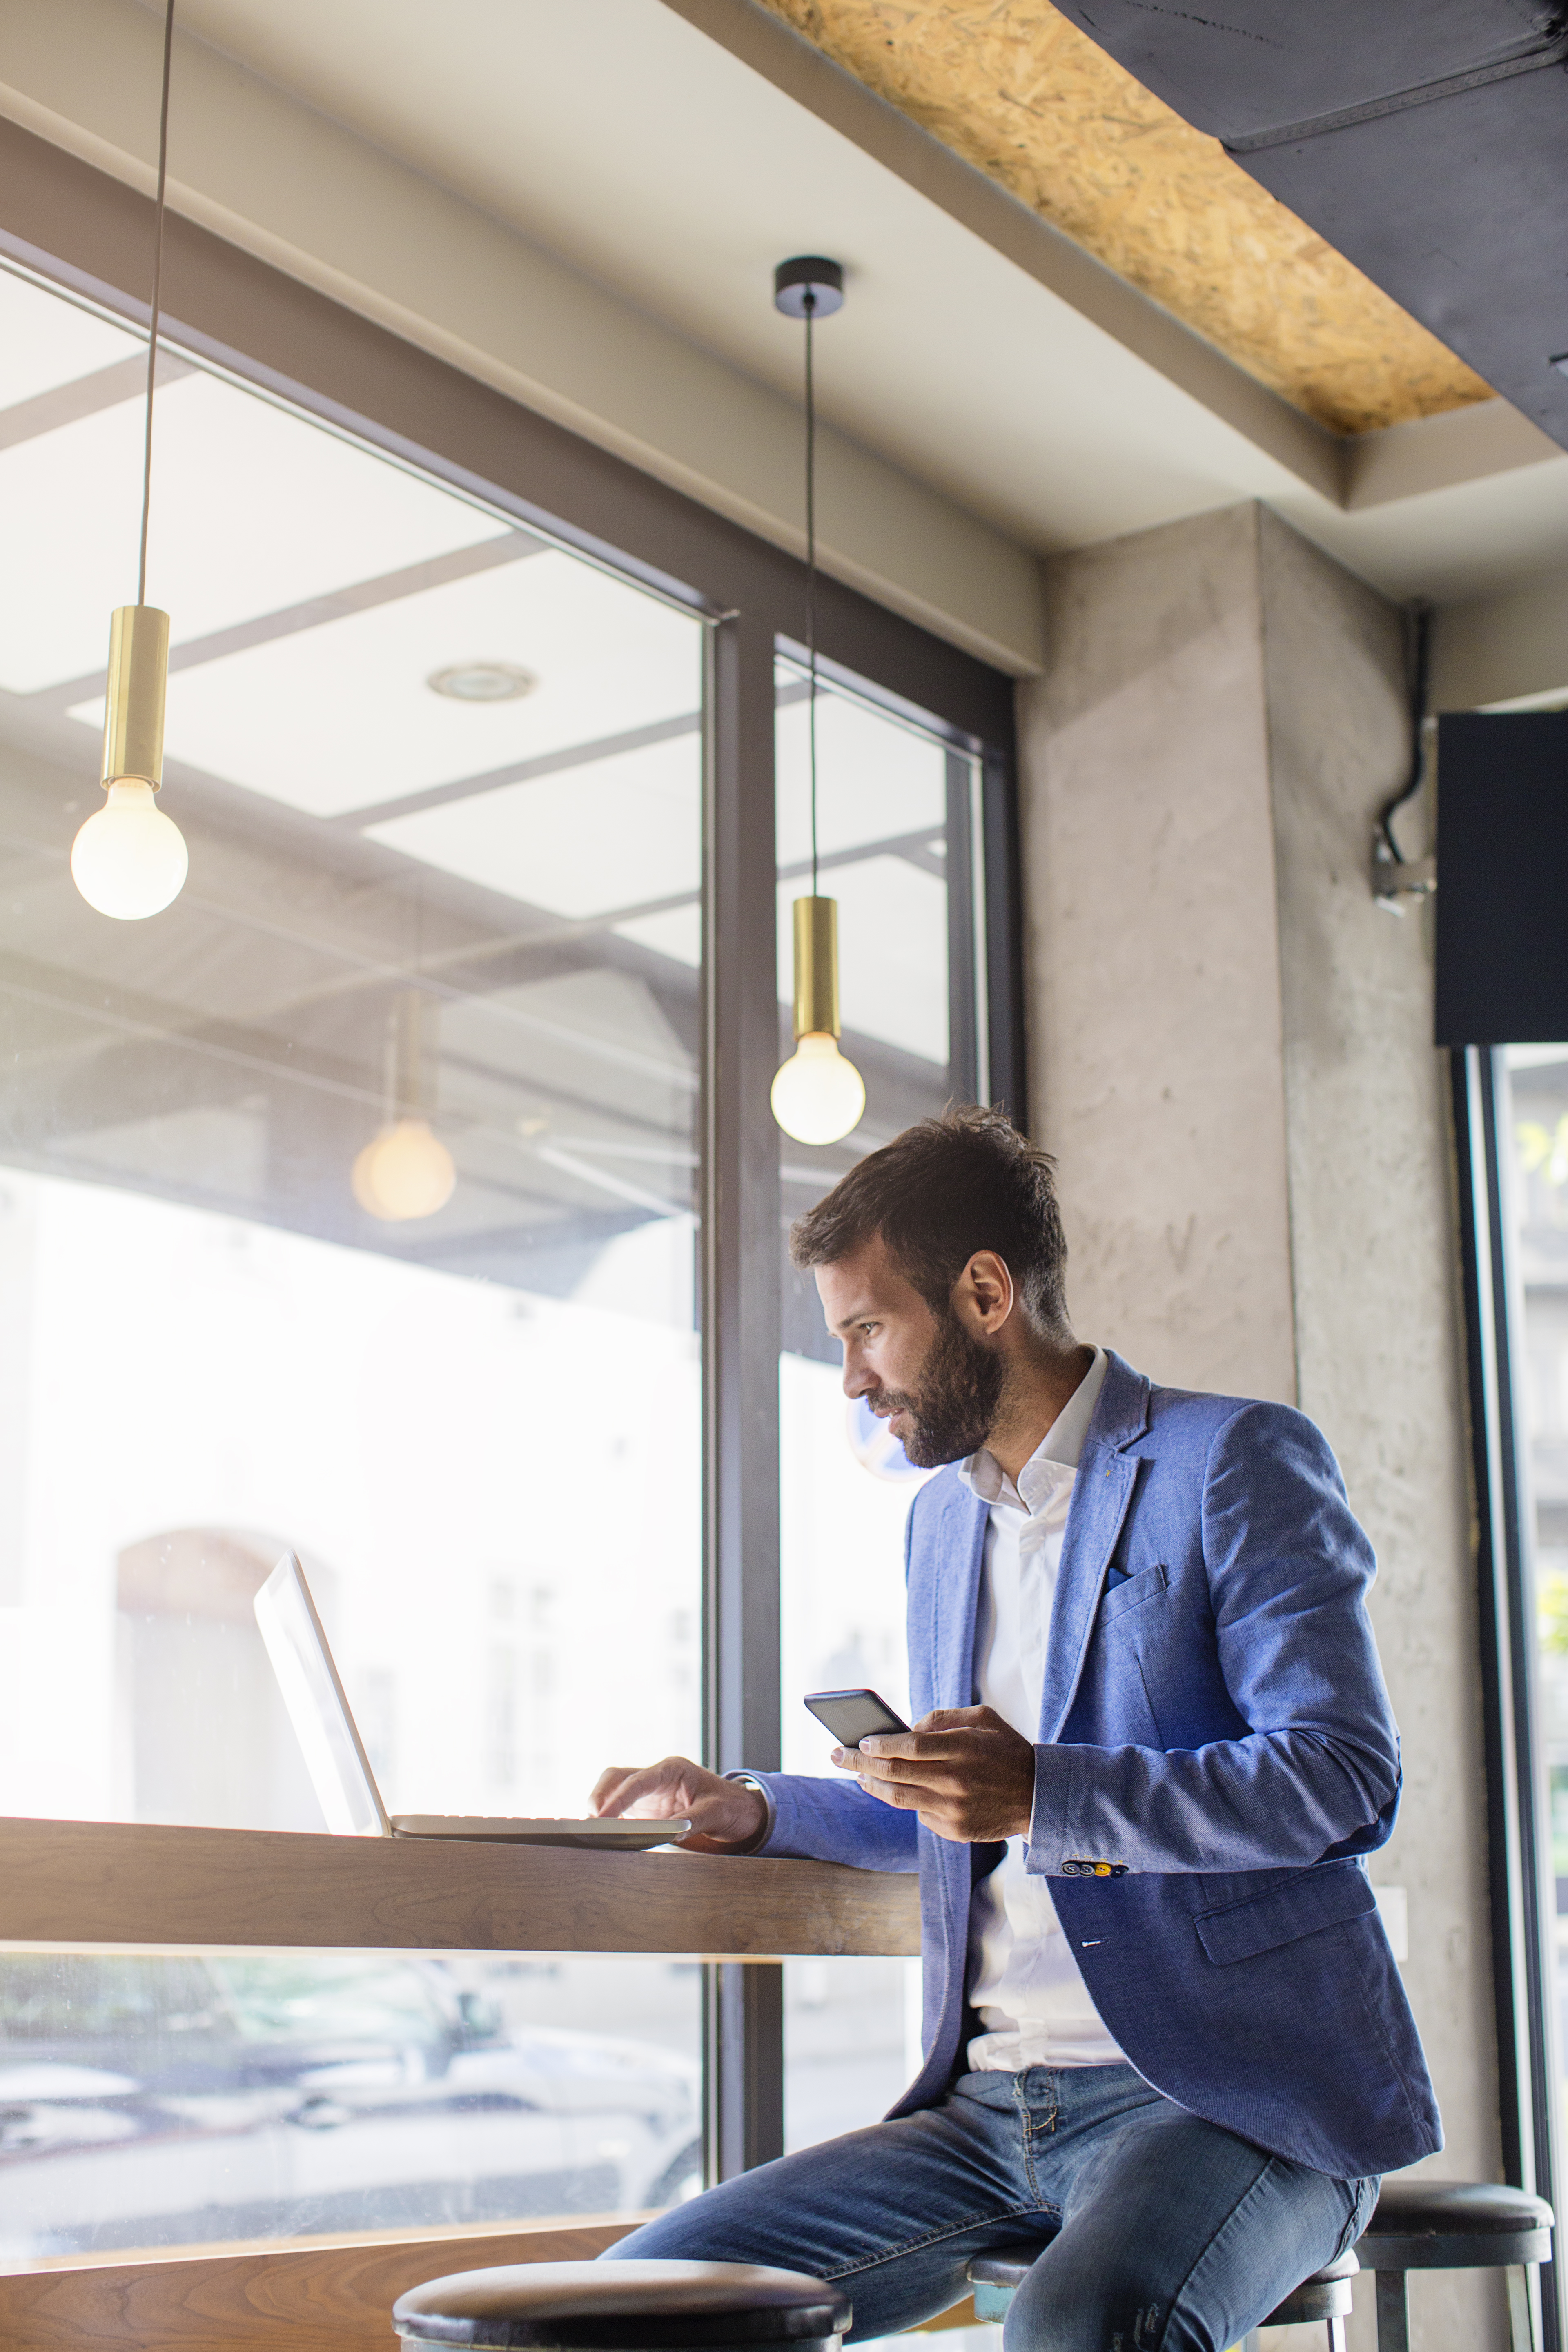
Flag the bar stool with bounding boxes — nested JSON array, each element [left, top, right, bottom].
[[966, 2242, 1358, 2352], [1354, 2179, 1554, 2352], [392, 2260, 853, 2352]]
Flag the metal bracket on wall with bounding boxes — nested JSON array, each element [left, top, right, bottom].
[[1372, 842, 1436, 911]]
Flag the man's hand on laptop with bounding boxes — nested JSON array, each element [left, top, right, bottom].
[[591, 1759, 768, 1854], [834, 1705, 1035, 1843]]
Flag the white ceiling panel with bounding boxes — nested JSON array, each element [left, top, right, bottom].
[[0, 269, 142, 410], [367, 729, 701, 917], [4, 363, 509, 693]]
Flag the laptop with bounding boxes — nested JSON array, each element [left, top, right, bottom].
[[255, 1552, 690, 1849]]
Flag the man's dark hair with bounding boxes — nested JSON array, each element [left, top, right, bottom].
[[790, 1105, 1070, 1336]]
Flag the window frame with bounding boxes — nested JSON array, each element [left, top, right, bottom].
[[1452, 1045, 1564, 2352], [0, 107, 1021, 2279]]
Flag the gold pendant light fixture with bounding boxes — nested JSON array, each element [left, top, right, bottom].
[[71, 0, 188, 922], [769, 256, 865, 1150], [352, 990, 457, 1224]]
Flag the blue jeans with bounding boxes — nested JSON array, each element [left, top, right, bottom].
[[606, 2064, 1376, 2352]]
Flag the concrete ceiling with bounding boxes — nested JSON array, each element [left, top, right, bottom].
[[751, 0, 1492, 436], [4, 0, 1567, 684]]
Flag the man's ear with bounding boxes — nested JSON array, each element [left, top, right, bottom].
[[954, 1250, 1015, 1334]]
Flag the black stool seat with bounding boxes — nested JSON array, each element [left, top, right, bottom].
[[393, 2261, 853, 2352], [1357, 2180, 1554, 2271], [965, 2241, 1356, 2328]]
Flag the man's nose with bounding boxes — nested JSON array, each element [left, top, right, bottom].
[[842, 1352, 874, 1400]]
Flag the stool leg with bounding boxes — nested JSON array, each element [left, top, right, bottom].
[[1505, 2264, 1536, 2352], [1326, 2318, 1347, 2352], [1374, 2272, 1410, 2352]]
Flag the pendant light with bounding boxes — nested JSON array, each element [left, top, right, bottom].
[[769, 255, 865, 1150], [71, 0, 188, 922], [352, 991, 457, 1223]]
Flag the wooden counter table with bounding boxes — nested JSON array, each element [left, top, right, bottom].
[[0, 1815, 922, 2349], [0, 1815, 922, 1958]]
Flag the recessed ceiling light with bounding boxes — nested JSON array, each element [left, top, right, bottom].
[[427, 661, 538, 703]]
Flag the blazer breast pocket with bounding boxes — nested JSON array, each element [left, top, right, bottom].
[[1097, 1562, 1169, 1626]]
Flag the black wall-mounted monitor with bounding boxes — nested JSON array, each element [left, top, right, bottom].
[[1435, 712, 1568, 1046]]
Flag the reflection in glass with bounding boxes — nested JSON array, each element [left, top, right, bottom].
[[783, 1956, 921, 2156], [0, 1946, 701, 2258], [0, 260, 704, 1842]]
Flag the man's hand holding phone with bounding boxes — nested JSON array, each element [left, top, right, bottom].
[[592, 1690, 1036, 1856], [826, 1700, 1036, 1844], [590, 1757, 768, 1853]]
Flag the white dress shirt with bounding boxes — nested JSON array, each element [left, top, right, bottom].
[[960, 1346, 1128, 2071]]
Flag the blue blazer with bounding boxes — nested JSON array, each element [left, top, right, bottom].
[[755, 1350, 1441, 2179]]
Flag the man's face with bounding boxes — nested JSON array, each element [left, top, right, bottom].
[[816, 1234, 1003, 1469]]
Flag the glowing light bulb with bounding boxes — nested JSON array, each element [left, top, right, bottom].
[[71, 779, 188, 920], [771, 1030, 865, 1147], [352, 1117, 457, 1222]]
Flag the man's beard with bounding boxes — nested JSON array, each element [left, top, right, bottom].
[[868, 1308, 1005, 1468]]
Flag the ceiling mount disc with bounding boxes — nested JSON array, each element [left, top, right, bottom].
[[774, 255, 845, 319]]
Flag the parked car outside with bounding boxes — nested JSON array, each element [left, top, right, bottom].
[[0, 1950, 700, 2258]]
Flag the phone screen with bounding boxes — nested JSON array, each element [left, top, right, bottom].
[[803, 1688, 911, 1747]]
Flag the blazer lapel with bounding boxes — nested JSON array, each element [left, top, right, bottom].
[[939, 1483, 989, 1712], [1038, 1352, 1150, 1743]]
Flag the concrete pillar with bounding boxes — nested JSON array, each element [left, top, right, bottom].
[[1019, 503, 1502, 2352]]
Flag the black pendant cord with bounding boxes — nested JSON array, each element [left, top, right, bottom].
[[804, 290, 819, 900], [1376, 599, 1431, 865], [137, 0, 176, 610]]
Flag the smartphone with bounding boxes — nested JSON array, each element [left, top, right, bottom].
[[803, 1688, 911, 1748]]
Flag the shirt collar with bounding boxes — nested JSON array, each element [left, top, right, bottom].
[[957, 1346, 1109, 1514]]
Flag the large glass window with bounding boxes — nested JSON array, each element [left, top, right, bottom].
[[1494, 1051, 1568, 2192], [0, 261, 707, 2254], [0, 262, 703, 1834], [1461, 1041, 1568, 2351], [774, 661, 986, 2151], [0, 223, 1016, 2268]]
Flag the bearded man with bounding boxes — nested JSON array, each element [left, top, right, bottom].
[[592, 1106, 1437, 2352]]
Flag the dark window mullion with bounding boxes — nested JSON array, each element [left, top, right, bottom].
[[701, 610, 784, 2183], [980, 742, 1027, 1123]]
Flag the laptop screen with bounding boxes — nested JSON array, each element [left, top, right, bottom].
[[255, 1554, 388, 1836]]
